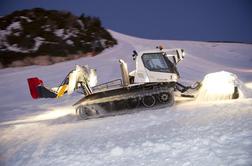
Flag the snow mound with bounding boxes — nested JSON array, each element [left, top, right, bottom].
[[196, 71, 251, 101]]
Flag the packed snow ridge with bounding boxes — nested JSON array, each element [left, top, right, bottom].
[[0, 30, 252, 166]]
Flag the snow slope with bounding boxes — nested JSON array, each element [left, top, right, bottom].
[[0, 30, 252, 166]]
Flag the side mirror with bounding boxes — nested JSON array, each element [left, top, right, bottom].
[[174, 49, 185, 64]]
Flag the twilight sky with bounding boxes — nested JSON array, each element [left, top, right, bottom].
[[0, 0, 252, 43]]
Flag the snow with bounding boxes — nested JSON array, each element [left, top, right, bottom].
[[33, 37, 44, 51], [2, 36, 44, 53], [20, 16, 32, 23], [77, 19, 85, 29], [0, 22, 23, 50], [42, 25, 51, 32], [0, 30, 252, 166], [54, 29, 64, 38], [196, 71, 243, 101], [6, 43, 30, 53], [6, 21, 22, 31], [110, 146, 124, 156], [66, 40, 74, 45], [0, 21, 44, 53], [54, 29, 77, 40]]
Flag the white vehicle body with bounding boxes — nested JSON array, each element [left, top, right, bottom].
[[129, 48, 185, 83]]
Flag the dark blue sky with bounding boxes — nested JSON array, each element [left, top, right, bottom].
[[1, 0, 252, 43]]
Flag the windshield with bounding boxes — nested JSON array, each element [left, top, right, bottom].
[[142, 53, 175, 72]]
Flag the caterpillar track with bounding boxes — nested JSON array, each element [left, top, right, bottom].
[[74, 82, 175, 119]]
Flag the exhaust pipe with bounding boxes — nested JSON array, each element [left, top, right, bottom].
[[119, 59, 130, 86]]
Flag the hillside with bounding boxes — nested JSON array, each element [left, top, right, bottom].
[[0, 31, 252, 166], [0, 8, 117, 68]]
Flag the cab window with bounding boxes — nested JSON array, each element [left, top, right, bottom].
[[142, 53, 173, 72]]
